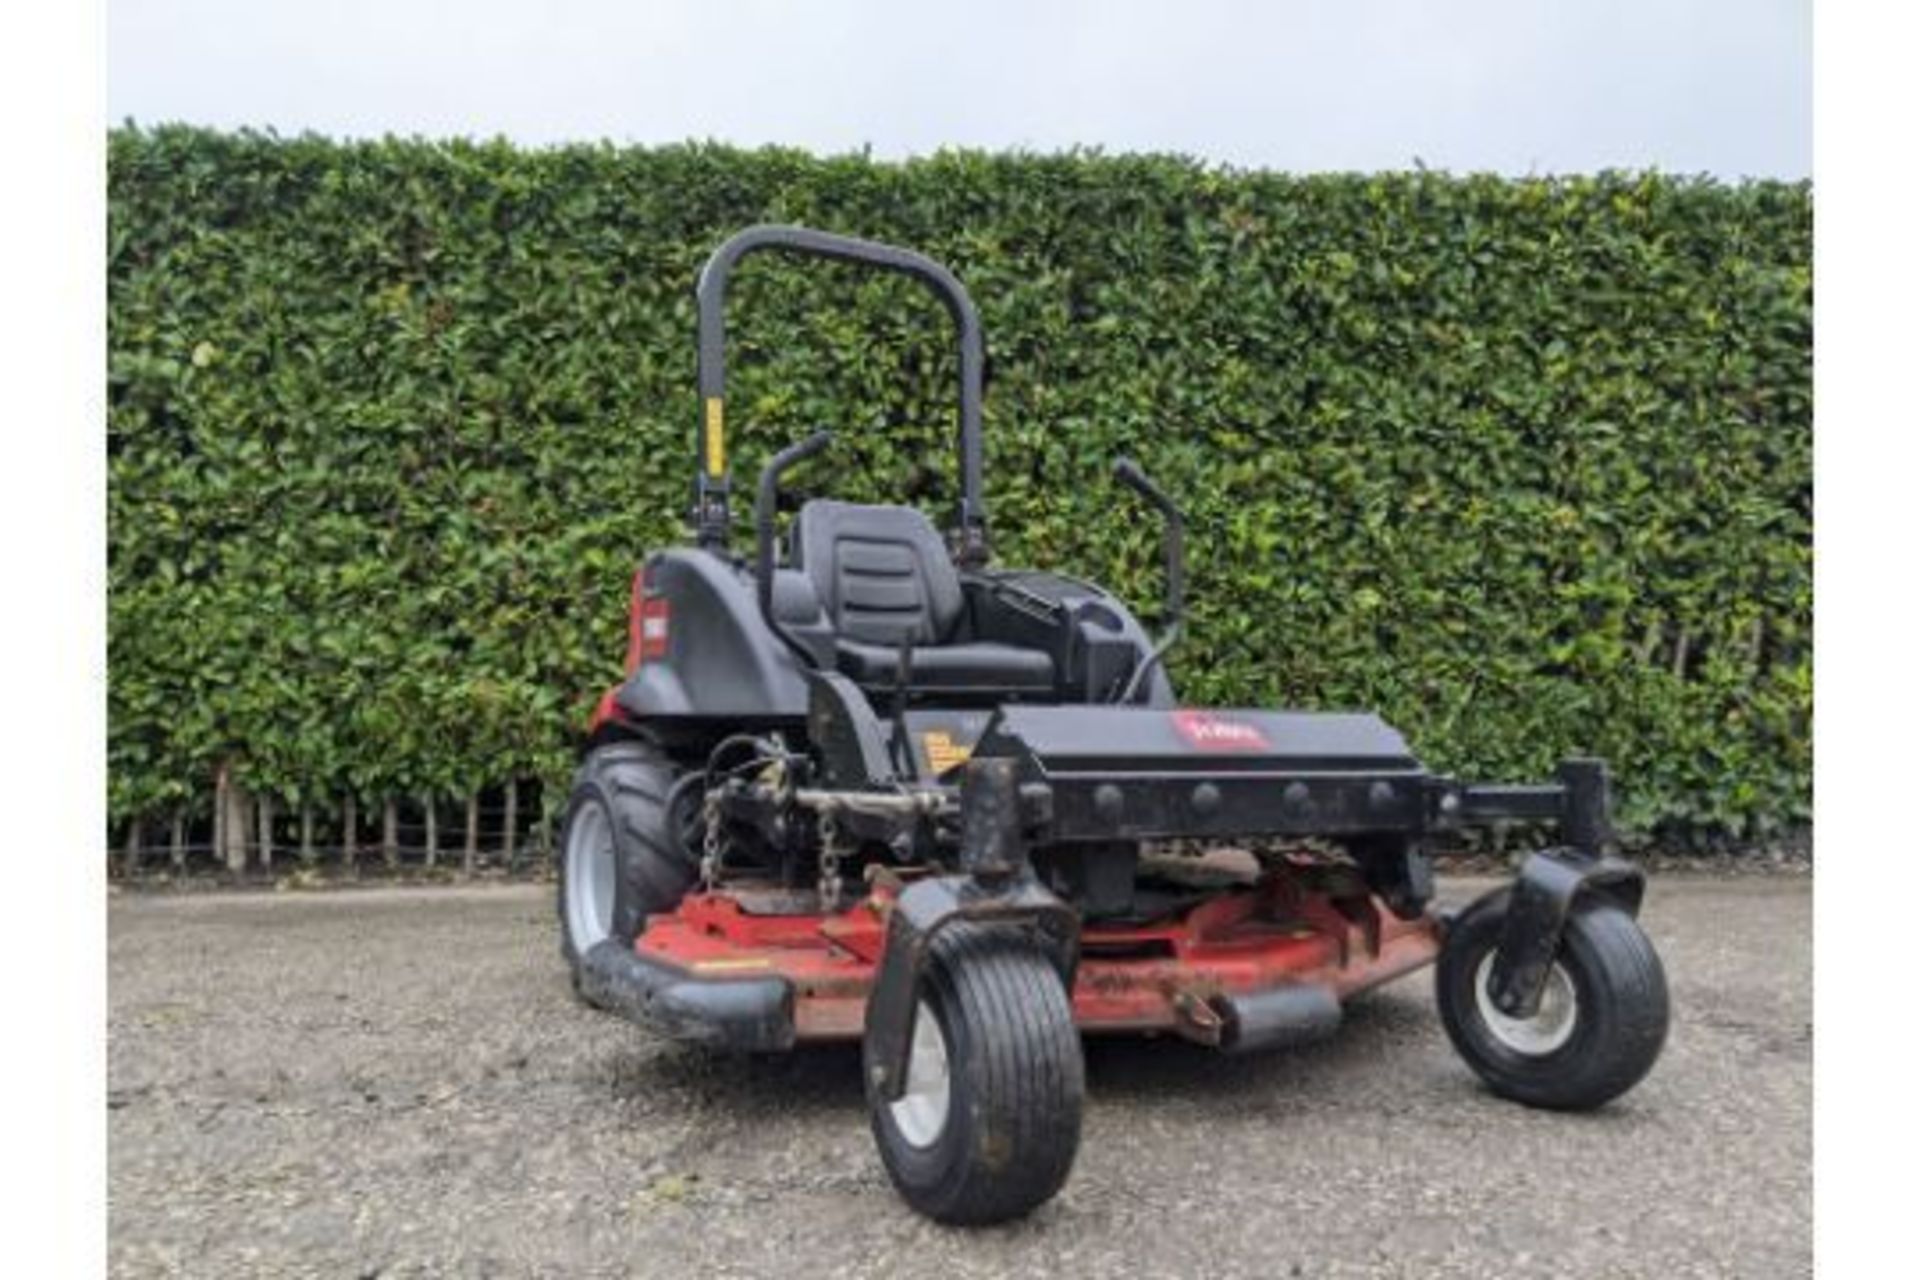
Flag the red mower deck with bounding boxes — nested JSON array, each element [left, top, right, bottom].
[[634, 872, 1440, 1046]]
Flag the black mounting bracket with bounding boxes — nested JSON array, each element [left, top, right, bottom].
[[1482, 759, 1647, 1018]]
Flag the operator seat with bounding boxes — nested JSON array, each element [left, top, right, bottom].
[[793, 500, 1056, 695]]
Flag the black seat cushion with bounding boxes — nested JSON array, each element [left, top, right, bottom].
[[795, 500, 963, 646], [794, 499, 1057, 693], [834, 638, 1057, 692]]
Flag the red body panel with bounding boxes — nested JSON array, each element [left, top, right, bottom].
[[588, 568, 654, 735], [588, 686, 628, 734], [634, 871, 1442, 1042]]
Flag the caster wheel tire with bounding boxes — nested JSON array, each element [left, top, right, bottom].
[[865, 923, 1084, 1225], [1436, 888, 1669, 1110], [557, 742, 701, 1006]]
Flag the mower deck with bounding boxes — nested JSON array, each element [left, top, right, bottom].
[[589, 864, 1440, 1052]]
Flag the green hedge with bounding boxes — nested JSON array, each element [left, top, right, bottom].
[[107, 126, 1811, 842]]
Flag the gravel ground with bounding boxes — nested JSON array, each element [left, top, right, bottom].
[[108, 875, 1810, 1278]]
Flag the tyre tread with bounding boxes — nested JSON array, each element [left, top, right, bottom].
[[556, 741, 699, 1007], [1436, 889, 1668, 1110], [870, 922, 1084, 1224]]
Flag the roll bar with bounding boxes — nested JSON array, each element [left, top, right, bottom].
[[691, 225, 989, 567]]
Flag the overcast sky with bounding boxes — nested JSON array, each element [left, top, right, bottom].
[[108, 0, 1810, 178]]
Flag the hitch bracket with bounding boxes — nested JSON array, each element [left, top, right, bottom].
[[1485, 760, 1646, 1018]]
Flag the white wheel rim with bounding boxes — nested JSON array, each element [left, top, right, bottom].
[[888, 1000, 952, 1148], [1473, 952, 1579, 1055], [564, 802, 616, 951]]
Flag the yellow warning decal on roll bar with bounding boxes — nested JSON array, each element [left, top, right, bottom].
[[704, 397, 726, 477]]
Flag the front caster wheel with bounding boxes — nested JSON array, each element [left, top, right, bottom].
[[1436, 889, 1668, 1110], [864, 924, 1084, 1225]]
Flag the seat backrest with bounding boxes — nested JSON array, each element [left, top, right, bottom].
[[794, 500, 963, 646]]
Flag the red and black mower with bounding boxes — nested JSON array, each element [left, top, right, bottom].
[[559, 226, 1669, 1224]]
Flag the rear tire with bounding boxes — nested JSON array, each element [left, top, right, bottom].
[[557, 741, 701, 1005], [1436, 889, 1668, 1110], [865, 924, 1084, 1225]]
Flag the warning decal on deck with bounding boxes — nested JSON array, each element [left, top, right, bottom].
[[921, 731, 974, 775]]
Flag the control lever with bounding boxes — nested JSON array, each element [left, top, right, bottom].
[[1111, 456, 1187, 703], [754, 430, 834, 665]]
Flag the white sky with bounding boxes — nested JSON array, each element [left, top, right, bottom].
[[108, 0, 1810, 178]]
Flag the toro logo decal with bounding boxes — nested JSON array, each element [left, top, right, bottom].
[[1171, 710, 1271, 752]]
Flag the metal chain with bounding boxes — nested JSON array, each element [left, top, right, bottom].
[[700, 789, 724, 889], [818, 809, 844, 909]]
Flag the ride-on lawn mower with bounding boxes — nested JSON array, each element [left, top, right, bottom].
[[558, 226, 1670, 1224]]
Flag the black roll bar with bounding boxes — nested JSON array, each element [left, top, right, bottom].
[[691, 225, 989, 566]]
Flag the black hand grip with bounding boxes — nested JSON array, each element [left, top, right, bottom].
[[756, 431, 834, 654], [1111, 455, 1187, 702], [1113, 456, 1177, 517], [774, 429, 836, 474]]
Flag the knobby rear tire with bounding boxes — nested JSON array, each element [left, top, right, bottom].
[[556, 741, 701, 1006]]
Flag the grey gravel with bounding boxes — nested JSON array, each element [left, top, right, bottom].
[[109, 875, 1810, 1278]]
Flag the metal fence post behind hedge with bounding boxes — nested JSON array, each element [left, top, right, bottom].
[[537, 789, 553, 866], [342, 795, 357, 873], [213, 773, 226, 874], [501, 779, 518, 870], [299, 805, 314, 865], [122, 817, 143, 880], [257, 794, 274, 873], [217, 764, 250, 875], [423, 794, 438, 869], [382, 797, 398, 869], [463, 792, 478, 876], [170, 812, 185, 873]]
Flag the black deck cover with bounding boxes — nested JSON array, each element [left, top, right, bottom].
[[977, 705, 1422, 775]]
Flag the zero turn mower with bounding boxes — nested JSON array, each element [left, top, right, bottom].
[[558, 226, 1669, 1224]]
